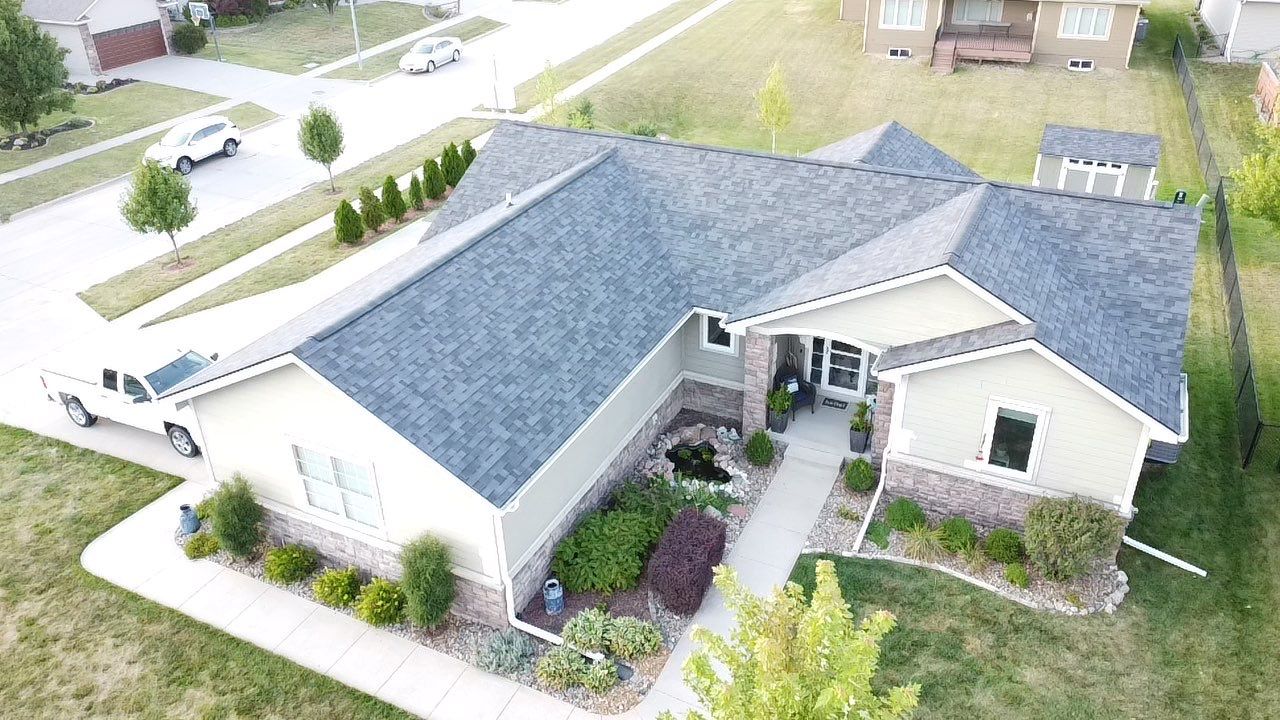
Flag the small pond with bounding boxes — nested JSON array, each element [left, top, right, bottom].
[[665, 441, 731, 483]]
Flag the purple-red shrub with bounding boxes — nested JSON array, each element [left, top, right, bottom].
[[648, 507, 726, 615]]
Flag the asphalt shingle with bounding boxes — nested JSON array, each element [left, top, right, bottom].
[[1040, 124, 1162, 167]]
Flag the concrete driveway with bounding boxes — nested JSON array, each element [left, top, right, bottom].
[[118, 55, 351, 114]]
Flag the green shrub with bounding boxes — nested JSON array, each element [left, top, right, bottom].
[[184, 533, 219, 559], [605, 616, 663, 660], [440, 142, 465, 186], [939, 517, 978, 553], [561, 608, 609, 652], [244, 0, 269, 19], [357, 186, 385, 232], [422, 158, 446, 199], [884, 498, 926, 532], [171, 23, 207, 54], [566, 98, 595, 129], [611, 477, 683, 533], [985, 528, 1026, 564], [477, 629, 537, 675], [837, 505, 861, 523], [865, 520, 890, 549], [210, 476, 262, 557], [766, 387, 792, 415], [401, 535, 455, 628], [843, 457, 876, 492], [1004, 562, 1030, 589], [460, 139, 477, 169], [583, 658, 619, 694], [744, 430, 774, 466], [959, 541, 988, 573], [551, 510, 654, 593], [264, 544, 317, 584], [380, 175, 407, 223], [334, 199, 364, 244], [408, 173, 425, 210], [1024, 496, 1125, 581], [312, 567, 362, 608], [535, 646, 589, 690], [625, 121, 659, 137], [195, 495, 217, 520], [355, 578, 406, 626], [901, 525, 946, 563]]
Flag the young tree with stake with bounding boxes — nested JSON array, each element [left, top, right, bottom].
[[120, 160, 198, 266], [298, 103, 344, 193], [755, 60, 792, 154], [0, 0, 74, 134], [1232, 125, 1280, 230]]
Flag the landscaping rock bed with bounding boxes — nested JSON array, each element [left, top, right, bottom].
[[1, 118, 94, 152], [803, 463, 876, 556], [65, 78, 136, 95]]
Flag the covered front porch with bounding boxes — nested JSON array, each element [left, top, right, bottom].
[[932, 0, 1037, 73]]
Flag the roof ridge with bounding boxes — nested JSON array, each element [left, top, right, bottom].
[[939, 184, 991, 263]]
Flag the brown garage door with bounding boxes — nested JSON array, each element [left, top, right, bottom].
[[93, 20, 167, 71]]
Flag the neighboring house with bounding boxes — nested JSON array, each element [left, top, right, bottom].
[[1032, 124, 1161, 199], [840, 0, 1148, 72], [23, 0, 176, 76], [165, 121, 1198, 628], [1199, 0, 1280, 61]]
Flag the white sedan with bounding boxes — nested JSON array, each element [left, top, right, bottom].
[[143, 115, 241, 175], [398, 36, 463, 73]]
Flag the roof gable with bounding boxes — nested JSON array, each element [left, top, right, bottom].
[[807, 121, 980, 178], [1040, 124, 1162, 167]]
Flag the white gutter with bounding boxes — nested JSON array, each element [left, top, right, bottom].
[[491, 513, 564, 646], [1122, 535, 1208, 577], [852, 475, 887, 549]]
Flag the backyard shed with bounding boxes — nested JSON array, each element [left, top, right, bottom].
[[1033, 124, 1161, 200]]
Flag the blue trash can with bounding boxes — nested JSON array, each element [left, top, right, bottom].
[[179, 504, 200, 534], [543, 578, 564, 616]]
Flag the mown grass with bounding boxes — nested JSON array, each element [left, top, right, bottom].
[[322, 16, 507, 81], [0, 82, 224, 175], [78, 117, 493, 320], [193, 3, 434, 74], [0, 103, 277, 221], [0, 425, 413, 718]]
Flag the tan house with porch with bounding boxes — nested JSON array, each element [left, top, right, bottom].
[[841, 0, 1147, 72]]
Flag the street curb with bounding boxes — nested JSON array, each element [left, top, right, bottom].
[[341, 21, 511, 86]]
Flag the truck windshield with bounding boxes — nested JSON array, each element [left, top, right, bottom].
[[146, 352, 212, 396]]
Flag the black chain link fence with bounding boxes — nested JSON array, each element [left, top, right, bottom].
[[1174, 36, 1280, 471]]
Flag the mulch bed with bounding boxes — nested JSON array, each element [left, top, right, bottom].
[[518, 583, 652, 634], [2, 118, 94, 152]]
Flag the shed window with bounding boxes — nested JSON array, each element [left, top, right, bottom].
[[881, 0, 926, 28], [977, 398, 1050, 480], [1059, 4, 1111, 39], [699, 313, 738, 355], [292, 445, 381, 528]]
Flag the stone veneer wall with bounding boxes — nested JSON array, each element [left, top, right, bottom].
[[870, 381, 894, 468], [681, 378, 745, 423], [156, 6, 175, 54], [79, 24, 102, 75], [741, 331, 776, 435], [262, 506, 507, 626], [882, 457, 1040, 529]]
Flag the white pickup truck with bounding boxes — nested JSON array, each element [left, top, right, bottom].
[[40, 343, 218, 457]]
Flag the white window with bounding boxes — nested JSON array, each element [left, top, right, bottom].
[[972, 398, 1050, 481], [1067, 58, 1095, 71], [1059, 4, 1112, 39], [292, 444, 382, 528], [888, 47, 913, 58], [881, 0, 926, 29], [698, 313, 738, 355], [806, 336, 879, 398], [953, 0, 1003, 24], [1058, 157, 1127, 195]]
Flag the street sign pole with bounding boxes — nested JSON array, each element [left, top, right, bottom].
[[349, 0, 363, 70]]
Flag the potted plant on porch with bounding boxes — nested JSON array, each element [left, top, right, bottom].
[[849, 400, 872, 453], [767, 388, 793, 432]]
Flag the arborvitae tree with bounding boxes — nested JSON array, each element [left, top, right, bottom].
[[440, 142, 464, 186], [460, 139, 477, 169], [381, 174, 407, 222], [408, 173, 425, 210], [334, 199, 363, 244], [357, 186, 385, 233], [423, 158, 446, 199]]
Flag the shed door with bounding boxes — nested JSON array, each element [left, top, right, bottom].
[[1061, 166, 1090, 193], [93, 20, 167, 71]]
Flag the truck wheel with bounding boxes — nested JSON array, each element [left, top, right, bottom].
[[168, 425, 200, 458], [65, 398, 96, 427]]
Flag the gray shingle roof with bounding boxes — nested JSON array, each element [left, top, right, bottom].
[[877, 322, 1036, 370], [1040, 124, 1162, 167], [174, 122, 1199, 507], [22, 0, 94, 22], [807, 121, 980, 178]]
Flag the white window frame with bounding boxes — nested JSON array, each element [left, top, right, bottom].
[[965, 397, 1051, 482], [1058, 3, 1112, 40], [803, 335, 880, 400], [880, 0, 927, 29], [1058, 156, 1127, 196], [952, 0, 1004, 24], [1067, 57, 1096, 71], [290, 442, 386, 530], [698, 312, 739, 356]]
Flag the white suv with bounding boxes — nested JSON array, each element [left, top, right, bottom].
[[144, 116, 241, 174], [398, 36, 463, 73]]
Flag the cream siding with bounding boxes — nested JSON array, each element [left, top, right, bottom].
[[1032, 2, 1141, 69], [683, 314, 745, 384], [1034, 154, 1156, 199], [39, 22, 93, 75], [897, 349, 1144, 504], [1229, 2, 1280, 60], [864, 0, 945, 57], [193, 363, 499, 577], [1199, 0, 1240, 39], [756, 275, 1011, 349], [86, 0, 161, 33], [501, 319, 686, 569], [943, 0, 1038, 35]]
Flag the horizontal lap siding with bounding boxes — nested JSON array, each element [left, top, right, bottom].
[[1032, 3, 1139, 70], [682, 314, 745, 384], [864, 0, 944, 57], [899, 349, 1143, 504], [1230, 4, 1280, 60]]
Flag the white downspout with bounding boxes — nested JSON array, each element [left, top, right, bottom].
[[492, 511, 563, 646]]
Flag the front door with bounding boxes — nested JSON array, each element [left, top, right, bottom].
[[806, 336, 879, 399]]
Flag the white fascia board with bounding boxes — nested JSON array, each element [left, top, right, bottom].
[[877, 339, 1181, 442], [724, 265, 1030, 334], [748, 325, 885, 355], [165, 353, 298, 403]]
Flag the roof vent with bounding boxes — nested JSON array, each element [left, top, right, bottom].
[[505, 192, 514, 207]]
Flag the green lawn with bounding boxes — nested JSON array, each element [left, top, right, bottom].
[[0, 82, 225, 176], [322, 16, 507, 81], [194, 3, 434, 74], [78, 117, 493, 320], [0, 103, 277, 221], [573, 0, 1201, 198], [0, 425, 412, 718], [510, 0, 722, 112], [1186, 60, 1280, 419]]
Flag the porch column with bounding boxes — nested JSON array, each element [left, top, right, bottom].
[[870, 380, 895, 468], [742, 330, 775, 435]]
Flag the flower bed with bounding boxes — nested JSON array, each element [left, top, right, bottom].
[[1, 119, 94, 152]]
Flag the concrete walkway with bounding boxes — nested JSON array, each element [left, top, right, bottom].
[[81, 441, 839, 719]]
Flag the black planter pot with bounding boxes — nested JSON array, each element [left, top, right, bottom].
[[850, 428, 870, 453], [768, 411, 789, 433]]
